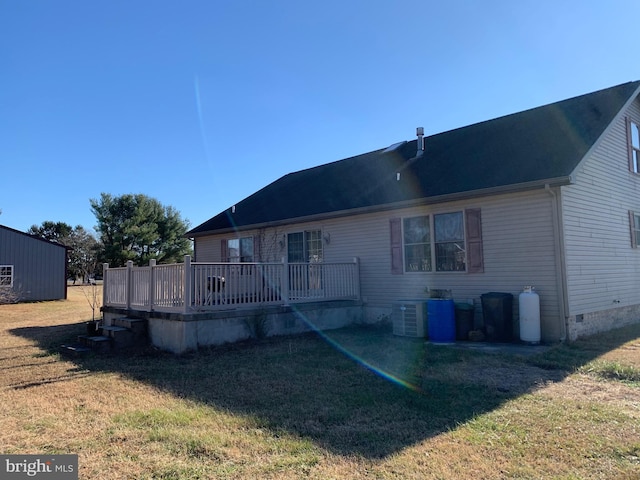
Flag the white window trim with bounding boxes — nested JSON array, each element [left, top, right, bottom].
[[0, 265, 14, 287]]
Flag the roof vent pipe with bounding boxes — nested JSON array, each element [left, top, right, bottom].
[[416, 127, 424, 156]]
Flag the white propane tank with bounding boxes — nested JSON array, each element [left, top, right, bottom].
[[519, 286, 541, 344]]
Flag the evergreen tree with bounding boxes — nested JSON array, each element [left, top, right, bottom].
[[28, 222, 101, 282], [90, 193, 192, 267]]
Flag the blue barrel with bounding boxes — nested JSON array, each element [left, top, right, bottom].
[[427, 299, 455, 343]]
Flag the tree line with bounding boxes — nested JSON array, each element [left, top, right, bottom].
[[28, 193, 192, 282]]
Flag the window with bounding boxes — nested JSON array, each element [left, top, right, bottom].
[[0, 265, 13, 287], [287, 230, 323, 263], [402, 212, 465, 272], [434, 212, 465, 271], [392, 210, 482, 274], [226, 237, 254, 262], [287, 230, 323, 291], [628, 119, 640, 173], [403, 212, 466, 272], [403, 216, 431, 271]]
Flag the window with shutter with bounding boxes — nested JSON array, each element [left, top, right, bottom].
[[390, 209, 484, 274]]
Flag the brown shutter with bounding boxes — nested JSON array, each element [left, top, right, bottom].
[[630, 211, 637, 248], [221, 239, 228, 262], [626, 117, 634, 172], [390, 217, 403, 274], [465, 208, 484, 273]]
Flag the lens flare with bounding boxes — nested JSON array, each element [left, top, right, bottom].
[[194, 75, 211, 166], [290, 306, 425, 394]]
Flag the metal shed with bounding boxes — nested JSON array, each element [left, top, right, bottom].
[[0, 224, 68, 302]]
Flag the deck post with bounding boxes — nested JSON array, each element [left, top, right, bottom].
[[281, 256, 289, 306], [353, 257, 361, 300], [183, 255, 192, 313], [126, 260, 133, 310], [102, 263, 109, 310], [149, 259, 156, 312]]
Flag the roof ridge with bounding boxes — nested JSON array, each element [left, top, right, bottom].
[[425, 80, 640, 140]]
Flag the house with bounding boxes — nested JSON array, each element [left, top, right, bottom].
[[185, 80, 640, 343], [0, 224, 68, 302]]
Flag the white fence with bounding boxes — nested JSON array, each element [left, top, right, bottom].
[[103, 256, 360, 313]]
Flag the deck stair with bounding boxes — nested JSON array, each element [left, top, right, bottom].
[[60, 317, 148, 356]]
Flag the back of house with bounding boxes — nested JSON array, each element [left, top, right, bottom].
[[187, 81, 640, 343]]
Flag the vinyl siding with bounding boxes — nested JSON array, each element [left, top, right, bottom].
[[194, 188, 563, 340], [193, 235, 220, 262], [0, 227, 67, 301], [194, 228, 290, 263], [562, 96, 640, 315]]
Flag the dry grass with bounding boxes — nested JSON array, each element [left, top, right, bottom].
[[1, 287, 639, 479]]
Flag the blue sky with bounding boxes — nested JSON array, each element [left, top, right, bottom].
[[1, 1, 639, 235]]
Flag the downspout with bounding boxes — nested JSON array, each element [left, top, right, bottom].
[[545, 184, 568, 342]]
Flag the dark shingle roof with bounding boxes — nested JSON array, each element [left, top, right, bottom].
[[188, 81, 640, 236]]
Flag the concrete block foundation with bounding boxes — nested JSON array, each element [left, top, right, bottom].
[[103, 300, 363, 354]]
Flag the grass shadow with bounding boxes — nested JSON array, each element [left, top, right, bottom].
[[9, 321, 640, 459], [10, 322, 85, 351]]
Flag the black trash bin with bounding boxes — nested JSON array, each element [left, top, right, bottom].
[[481, 292, 513, 342], [454, 303, 474, 341]]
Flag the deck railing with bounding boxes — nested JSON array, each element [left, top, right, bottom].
[[103, 255, 360, 313]]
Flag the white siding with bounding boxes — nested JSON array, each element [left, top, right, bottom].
[[194, 189, 563, 340], [562, 97, 640, 316]]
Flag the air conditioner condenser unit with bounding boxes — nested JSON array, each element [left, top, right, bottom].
[[392, 300, 427, 338]]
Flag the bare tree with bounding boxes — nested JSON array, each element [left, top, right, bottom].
[[243, 227, 287, 339], [256, 227, 286, 262], [0, 286, 20, 304], [79, 283, 102, 322]]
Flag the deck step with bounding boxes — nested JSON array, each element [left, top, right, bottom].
[[102, 325, 129, 334], [101, 325, 138, 349], [60, 344, 92, 357], [77, 335, 112, 352], [113, 317, 147, 334], [61, 318, 148, 356]]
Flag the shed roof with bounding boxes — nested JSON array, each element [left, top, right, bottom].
[[0, 224, 70, 249], [188, 81, 640, 236]]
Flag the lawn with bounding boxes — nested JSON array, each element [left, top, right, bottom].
[[1, 286, 639, 479]]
